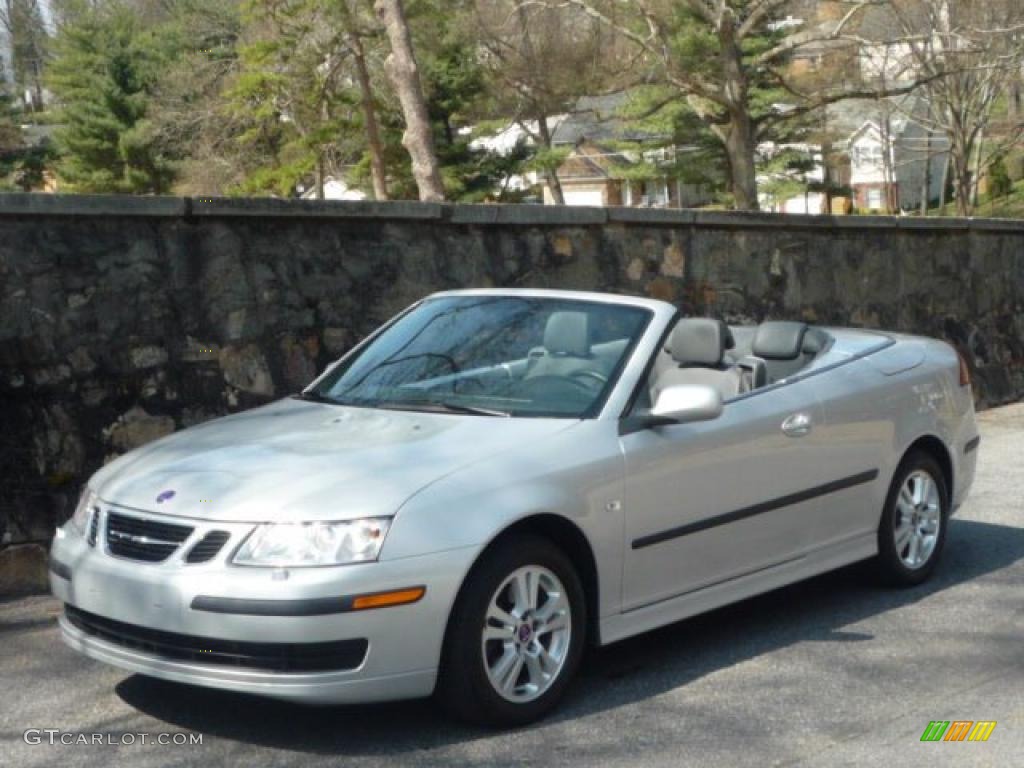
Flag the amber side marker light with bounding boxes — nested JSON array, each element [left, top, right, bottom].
[[351, 586, 426, 611]]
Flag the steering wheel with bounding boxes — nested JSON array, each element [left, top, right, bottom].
[[454, 375, 487, 394], [569, 370, 607, 389]]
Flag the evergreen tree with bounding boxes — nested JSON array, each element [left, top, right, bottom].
[[144, 0, 245, 195], [224, 0, 352, 197], [47, 3, 177, 193]]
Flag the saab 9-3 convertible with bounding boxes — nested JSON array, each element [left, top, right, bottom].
[[51, 289, 979, 726]]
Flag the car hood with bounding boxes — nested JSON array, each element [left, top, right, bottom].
[[91, 398, 578, 522]]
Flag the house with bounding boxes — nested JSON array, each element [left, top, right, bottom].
[[541, 140, 706, 208], [542, 140, 627, 206], [544, 140, 710, 208], [844, 98, 949, 212], [756, 143, 829, 214], [854, 2, 934, 86], [776, 1, 858, 80], [298, 176, 367, 201], [542, 92, 711, 208], [756, 96, 951, 216], [466, 119, 565, 193], [768, 2, 936, 91]]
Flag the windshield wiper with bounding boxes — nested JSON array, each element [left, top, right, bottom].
[[373, 399, 510, 417]]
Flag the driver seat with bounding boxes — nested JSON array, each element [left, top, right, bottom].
[[525, 311, 592, 380], [652, 318, 743, 402]]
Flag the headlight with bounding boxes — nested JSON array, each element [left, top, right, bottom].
[[70, 488, 97, 535], [232, 518, 392, 567]]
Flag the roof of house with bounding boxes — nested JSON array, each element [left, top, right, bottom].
[[854, 2, 930, 43], [556, 140, 634, 180], [826, 93, 925, 137], [551, 92, 667, 146]]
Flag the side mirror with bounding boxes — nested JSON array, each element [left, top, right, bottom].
[[649, 385, 723, 425]]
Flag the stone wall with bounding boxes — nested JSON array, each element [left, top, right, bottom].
[[2, 194, 1023, 593]]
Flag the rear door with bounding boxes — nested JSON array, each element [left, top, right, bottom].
[[619, 379, 830, 611]]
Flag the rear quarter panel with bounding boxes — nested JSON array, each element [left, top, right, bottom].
[[810, 337, 978, 548]]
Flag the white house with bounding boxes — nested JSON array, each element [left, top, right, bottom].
[[847, 106, 948, 212]]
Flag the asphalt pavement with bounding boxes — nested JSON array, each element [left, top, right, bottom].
[[2, 404, 1022, 767]]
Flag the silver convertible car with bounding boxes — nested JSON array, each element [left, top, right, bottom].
[[51, 289, 980, 726]]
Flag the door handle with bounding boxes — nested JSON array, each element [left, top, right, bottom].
[[781, 412, 813, 437]]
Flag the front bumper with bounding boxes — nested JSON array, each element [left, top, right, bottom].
[[50, 511, 481, 704]]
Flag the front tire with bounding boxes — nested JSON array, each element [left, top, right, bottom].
[[437, 534, 586, 727], [874, 451, 950, 586]]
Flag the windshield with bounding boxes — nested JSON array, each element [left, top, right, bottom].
[[310, 296, 652, 418]]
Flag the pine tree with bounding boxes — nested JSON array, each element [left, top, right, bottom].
[[224, 0, 367, 197], [47, 3, 177, 193]]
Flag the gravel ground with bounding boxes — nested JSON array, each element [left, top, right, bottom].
[[2, 404, 1022, 767]]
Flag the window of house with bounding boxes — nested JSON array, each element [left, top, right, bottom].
[[645, 180, 669, 207], [867, 188, 883, 209], [854, 144, 884, 168]]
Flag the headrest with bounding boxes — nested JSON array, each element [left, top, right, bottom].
[[753, 321, 808, 360], [670, 318, 733, 366], [544, 311, 590, 357], [802, 329, 825, 355]]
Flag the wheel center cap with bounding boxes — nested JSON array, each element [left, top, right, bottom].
[[517, 624, 532, 643]]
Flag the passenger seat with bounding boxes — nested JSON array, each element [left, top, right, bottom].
[[652, 318, 743, 402], [525, 311, 592, 379]]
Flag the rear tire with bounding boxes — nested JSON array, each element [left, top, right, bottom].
[[436, 533, 586, 727], [874, 451, 949, 587]]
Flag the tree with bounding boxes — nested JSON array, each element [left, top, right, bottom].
[[887, 0, 1024, 216], [530, 1, 927, 210], [987, 156, 1012, 200], [758, 144, 822, 211], [1, 0, 49, 111], [416, 7, 505, 200], [374, 0, 444, 200], [221, 0, 399, 199], [472, 0, 614, 204], [46, 3, 177, 193], [145, 0, 247, 195], [226, 0, 345, 197], [339, 1, 389, 200]]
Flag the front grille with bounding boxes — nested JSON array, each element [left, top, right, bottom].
[[106, 512, 194, 562], [87, 510, 99, 547], [185, 530, 230, 563], [64, 605, 368, 672]]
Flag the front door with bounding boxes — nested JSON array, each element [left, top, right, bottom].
[[620, 379, 829, 611]]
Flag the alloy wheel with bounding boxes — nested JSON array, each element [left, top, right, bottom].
[[893, 469, 942, 569], [481, 565, 572, 703]]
